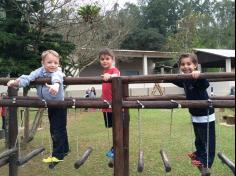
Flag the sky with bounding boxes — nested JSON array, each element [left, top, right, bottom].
[[80, 0, 139, 9]]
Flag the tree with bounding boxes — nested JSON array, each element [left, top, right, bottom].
[[121, 0, 184, 51], [0, 0, 75, 76], [56, 2, 136, 77]]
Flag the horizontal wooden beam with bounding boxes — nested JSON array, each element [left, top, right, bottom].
[[122, 100, 235, 109], [17, 147, 45, 166], [0, 99, 110, 108], [0, 157, 9, 168], [0, 99, 234, 109], [126, 96, 235, 101], [0, 148, 18, 160], [0, 73, 234, 85], [122, 73, 235, 84]]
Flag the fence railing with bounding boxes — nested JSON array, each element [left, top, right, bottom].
[[0, 72, 235, 176]]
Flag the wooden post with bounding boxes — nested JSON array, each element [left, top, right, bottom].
[[7, 87, 19, 176], [112, 77, 125, 176], [123, 83, 130, 176]]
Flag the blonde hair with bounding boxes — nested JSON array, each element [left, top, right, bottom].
[[41, 50, 60, 61]]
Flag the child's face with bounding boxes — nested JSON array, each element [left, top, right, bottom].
[[42, 54, 60, 73], [100, 54, 113, 69], [179, 57, 197, 74]]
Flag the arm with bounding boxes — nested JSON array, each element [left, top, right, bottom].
[[102, 68, 120, 81], [7, 68, 42, 88], [45, 71, 64, 95], [191, 71, 210, 90]]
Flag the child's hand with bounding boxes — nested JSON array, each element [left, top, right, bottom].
[[192, 71, 201, 79], [7, 79, 20, 87], [45, 83, 60, 95], [101, 73, 111, 81]]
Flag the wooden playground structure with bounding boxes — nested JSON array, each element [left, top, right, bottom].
[[0, 72, 235, 176]]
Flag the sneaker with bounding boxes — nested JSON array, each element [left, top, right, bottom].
[[42, 156, 63, 163], [192, 159, 203, 168], [106, 149, 114, 158], [187, 152, 197, 160]]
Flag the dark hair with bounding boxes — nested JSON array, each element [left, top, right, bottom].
[[99, 48, 115, 60], [178, 53, 198, 69]]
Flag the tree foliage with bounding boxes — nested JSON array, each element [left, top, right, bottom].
[[0, 0, 75, 76], [122, 0, 235, 52]]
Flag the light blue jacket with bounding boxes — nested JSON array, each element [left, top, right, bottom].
[[18, 67, 64, 101]]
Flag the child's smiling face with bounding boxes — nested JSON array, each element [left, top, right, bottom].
[[100, 54, 113, 70], [42, 53, 60, 73], [179, 57, 197, 74]]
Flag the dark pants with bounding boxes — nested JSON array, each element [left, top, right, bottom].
[[193, 121, 216, 168], [48, 108, 69, 160], [2, 116, 6, 130], [103, 112, 113, 128]]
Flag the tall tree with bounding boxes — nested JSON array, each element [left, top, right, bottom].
[[121, 0, 184, 51], [0, 0, 75, 76]]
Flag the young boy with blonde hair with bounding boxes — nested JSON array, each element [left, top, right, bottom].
[[7, 50, 69, 168]]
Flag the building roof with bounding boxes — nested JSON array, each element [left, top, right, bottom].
[[193, 48, 235, 68], [194, 48, 235, 58], [113, 49, 177, 59]]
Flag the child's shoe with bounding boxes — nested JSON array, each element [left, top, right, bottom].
[[192, 159, 203, 167], [106, 148, 114, 158], [42, 156, 63, 163], [187, 152, 197, 160]]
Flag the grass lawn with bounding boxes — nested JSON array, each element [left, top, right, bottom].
[[0, 109, 235, 176]]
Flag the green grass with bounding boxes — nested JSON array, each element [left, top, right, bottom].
[[0, 109, 235, 176]]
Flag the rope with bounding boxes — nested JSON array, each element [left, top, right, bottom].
[[103, 100, 112, 150], [105, 112, 111, 150], [137, 100, 144, 156], [206, 99, 213, 169], [137, 108, 142, 153]]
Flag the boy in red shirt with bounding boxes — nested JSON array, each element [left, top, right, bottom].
[[1, 93, 7, 130], [100, 48, 120, 158]]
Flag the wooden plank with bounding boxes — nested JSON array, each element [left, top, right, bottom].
[[123, 83, 130, 176], [8, 87, 19, 176], [112, 78, 125, 176]]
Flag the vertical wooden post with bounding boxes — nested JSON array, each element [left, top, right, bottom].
[[112, 77, 125, 176], [123, 83, 130, 176], [7, 87, 18, 176]]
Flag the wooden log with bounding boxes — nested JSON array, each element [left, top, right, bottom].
[[1, 99, 235, 109], [0, 73, 234, 86], [218, 152, 235, 174], [27, 108, 45, 143], [122, 73, 235, 84], [126, 95, 235, 101], [137, 150, 144, 173], [74, 147, 93, 169], [0, 99, 110, 109], [108, 159, 114, 168], [123, 100, 235, 109], [17, 147, 45, 166], [123, 83, 130, 176], [0, 148, 18, 160], [160, 150, 171, 173], [8, 87, 19, 176], [0, 157, 9, 168], [112, 77, 125, 176]]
